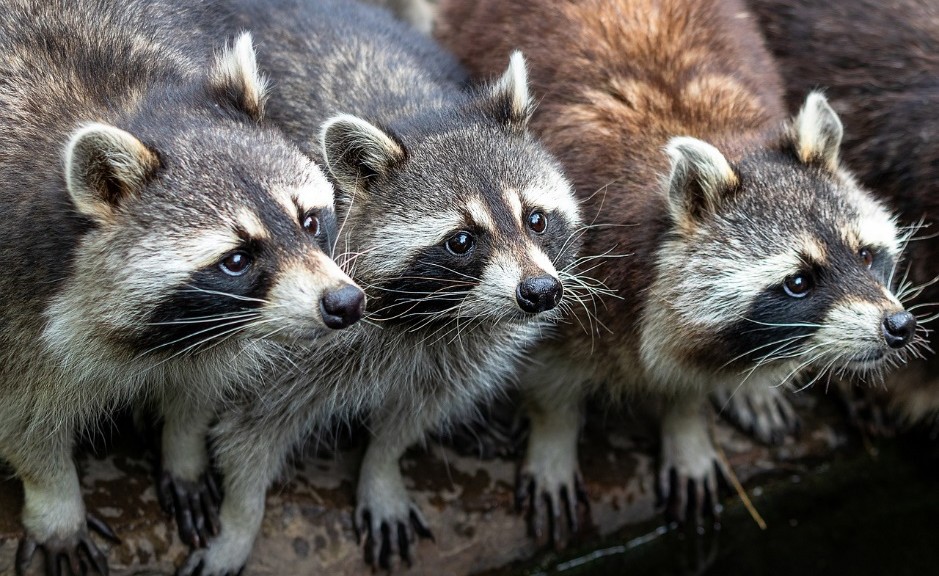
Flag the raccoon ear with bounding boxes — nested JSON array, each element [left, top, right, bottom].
[[483, 51, 533, 130], [792, 91, 843, 172], [65, 123, 160, 221], [665, 136, 738, 222], [320, 114, 406, 196], [208, 31, 268, 122]]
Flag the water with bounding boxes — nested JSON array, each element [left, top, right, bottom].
[[513, 441, 939, 576]]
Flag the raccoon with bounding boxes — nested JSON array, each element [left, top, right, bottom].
[[436, 0, 920, 540], [747, 0, 939, 429], [0, 1, 363, 574], [165, 0, 582, 573]]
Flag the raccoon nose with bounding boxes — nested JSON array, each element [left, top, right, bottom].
[[882, 311, 916, 349], [320, 285, 365, 330], [516, 275, 563, 314]]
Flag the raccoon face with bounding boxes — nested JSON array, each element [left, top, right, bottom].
[[320, 52, 582, 330], [47, 33, 364, 361], [644, 93, 921, 385]]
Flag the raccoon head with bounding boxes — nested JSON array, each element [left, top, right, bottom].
[[47, 33, 364, 363], [643, 92, 921, 387], [320, 52, 582, 332]]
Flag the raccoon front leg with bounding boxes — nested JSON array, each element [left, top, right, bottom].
[[711, 382, 801, 445], [516, 393, 587, 548], [177, 414, 294, 576], [157, 400, 220, 549], [7, 429, 119, 576], [658, 395, 724, 525], [355, 421, 434, 569]]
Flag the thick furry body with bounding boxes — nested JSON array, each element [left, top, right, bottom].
[[748, 0, 939, 425], [0, 0, 355, 571], [179, 0, 581, 573], [437, 0, 914, 534]]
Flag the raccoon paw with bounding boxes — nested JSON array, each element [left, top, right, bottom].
[[515, 466, 589, 548], [16, 514, 119, 576], [176, 547, 244, 576], [658, 436, 724, 526], [712, 386, 801, 445], [354, 500, 434, 569], [157, 470, 222, 549]]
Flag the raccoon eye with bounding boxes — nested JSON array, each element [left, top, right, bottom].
[[445, 231, 475, 255], [219, 251, 251, 276], [783, 273, 813, 298], [859, 247, 874, 269], [302, 211, 320, 236], [528, 210, 548, 234]]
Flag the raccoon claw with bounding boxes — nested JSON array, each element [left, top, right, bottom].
[[657, 463, 723, 526], [712, 386, 800, 445], [175, 549, 244, 576], [515, 469, 589, 548], [16, 514, 115, 576], [355, 505, 433, 569], [158, 470, 222, 549]]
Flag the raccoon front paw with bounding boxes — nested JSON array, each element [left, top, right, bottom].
[[16, 514, 120, 576], [515, 465, 589, 548], [175, 547, 244, 576], [157, 470, 221, 549], [354, 498, 434, 569], [658, 439, 724, 525], [712, 385, 801, 445]]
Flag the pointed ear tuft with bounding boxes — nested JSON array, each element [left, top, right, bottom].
[[665, 136, 738, 223], [319, 114, 406, 196], [65, 123, 159, 221], [484, 51, 533, 130], [208, 31, 268, 121], [792, 91, 843, 172]]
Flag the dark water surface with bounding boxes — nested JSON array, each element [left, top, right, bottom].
[[512, 441, 939, 576]]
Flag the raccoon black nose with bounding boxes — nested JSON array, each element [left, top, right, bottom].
[[320, 285, 365, 330], [882, 311, 916, 349], [516, 275, 563, 314]]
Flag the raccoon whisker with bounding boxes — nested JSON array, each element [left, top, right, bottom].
[[179, 285, 271, 305], [797, 355, 846, 393], [725, 334, 808, 372], [331, 193, 358, 259], [738, 318, 823, 330], [167, 317, 284, 359], [132, 317, 280, 379], [361, 278, 476, 292], [906, 301, 939, 311], [563, 251, 631, 269], [559, 292, 608, 338], [134, 316, 259, 360], [915, 311, 939, 324], [146, 311, 262, 326], [889, 256, 916, 298], [421, 262, 482, 282], [896, 274, 939, 303], [558, 269, 619, 301], [775, 344, 835, 388]]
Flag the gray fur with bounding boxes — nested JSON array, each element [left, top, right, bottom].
[[177, 0, 582, 573], [0, 1, 358, 571]]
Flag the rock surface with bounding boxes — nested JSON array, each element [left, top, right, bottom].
[[0, 392, 856, 576]]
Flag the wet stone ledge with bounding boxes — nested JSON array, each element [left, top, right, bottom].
[[0, 393, 852, 576]]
